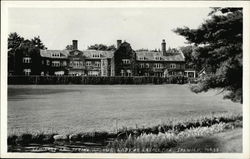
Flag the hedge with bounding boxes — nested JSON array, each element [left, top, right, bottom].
[[8, 75, 188, 85]]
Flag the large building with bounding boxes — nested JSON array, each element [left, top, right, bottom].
[[10, 39, 186, 77]]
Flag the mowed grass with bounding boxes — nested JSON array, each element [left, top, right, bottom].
[[8, 84, 242, 135]]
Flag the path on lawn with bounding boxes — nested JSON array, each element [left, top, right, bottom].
[[177, 128, 242, 152]]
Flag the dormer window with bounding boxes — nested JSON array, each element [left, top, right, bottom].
[[52, 53, 60, 57], [23, 57, 31, 63], [92, 53, 100, 58], [139, 56, 145, 60]]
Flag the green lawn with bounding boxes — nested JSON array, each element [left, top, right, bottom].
[[8, 84, 242, 135]]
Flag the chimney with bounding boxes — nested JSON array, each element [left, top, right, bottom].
[[72, 40, 78, 50], [161, 39, 167, 56], [117, 40, 122, 49]]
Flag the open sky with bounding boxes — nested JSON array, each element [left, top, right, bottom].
[[8, 8, 211, 50]]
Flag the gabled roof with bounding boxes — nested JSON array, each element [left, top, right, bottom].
[[40, 50, 69, 58], [83, 50, 114, 59], [136, 51, 185, 62]]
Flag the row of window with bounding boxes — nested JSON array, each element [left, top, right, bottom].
[[120, 69, 132, 76], [86, 61, 101, 67], [139, 63, 176, 69], [70, 61, 84, 68], [23, 57, 177, 69], [52, 53, 60, 57], [138, 56, 162, 61], [23, 57, 31, 63], [92, 54, 101, 58]]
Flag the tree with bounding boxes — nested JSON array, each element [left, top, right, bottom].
[[65, 45, 73, 50], [31, 36, 46, 49], [8, 33, 24, 74], [8, 33, 47, 75], [88, 44, 116, 51], [180, 45, 204, 71], [174, 8, 243, 103]]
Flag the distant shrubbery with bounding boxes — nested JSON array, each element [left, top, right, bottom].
[[8, 75, 188, 85]]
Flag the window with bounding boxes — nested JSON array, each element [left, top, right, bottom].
[[140, 63, 144, 68], [139, 56, 145, 60], [154, 63, 162, 68], [121, 69, 125, 76], [88, 71, 99, 76], [154, 56, 161, 60], [86, 61, 91, 66], [52, 61, 60, 67], [54, 71, 64, 76], [74, 61, 80, 68], [23, 57, 31, 63], [170, 63, 176, 69], [23, 69, 31, 76], [92, 54, 100, 58], [95, 61, 101, 67], [79, 61, 83, 66], [62, 61, 67, 66], [127, 70, 132, 76], [122, 59, 130, 64], [52, 53, 60, 57]]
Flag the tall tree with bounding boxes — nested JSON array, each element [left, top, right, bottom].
[[174, 8, 243, 103], [31, 36, 46, 49], [65, 45, 73, 50], [88, 44, 116, 51], [8, 33, 24, 74]]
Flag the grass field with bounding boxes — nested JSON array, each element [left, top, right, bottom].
[[8, 84, 242, 135]]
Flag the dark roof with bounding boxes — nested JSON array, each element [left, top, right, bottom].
[[136, 51, 185, 62], [40, 50, 69, 58], [83, 50, 114, 59]]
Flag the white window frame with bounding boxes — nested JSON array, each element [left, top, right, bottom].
[[92, 54, 100, 58], [170, 63, 176, 69], [23, 57, 31, 63], [86, 61, 91, 66], [121, 69, 125, 76], [23, 69, 31, 76], [127, 70, 132, 77], [154, 56, 161, 60], [154, 63, 162, 68], [95, 61, 101, 67], [52, 61, 60, 67], [122, 59, 131, 64], [140, 63, 144, 68]]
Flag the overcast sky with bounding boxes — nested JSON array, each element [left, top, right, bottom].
[[8, 8, 211, 50]]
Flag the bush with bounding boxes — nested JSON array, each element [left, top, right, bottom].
[[8, 75, 188, 85]]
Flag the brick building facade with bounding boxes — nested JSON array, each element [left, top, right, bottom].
[[10, 39, 185, 77]]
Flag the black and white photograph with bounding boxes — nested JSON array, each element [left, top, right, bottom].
[[1, 1, 250, 158]]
